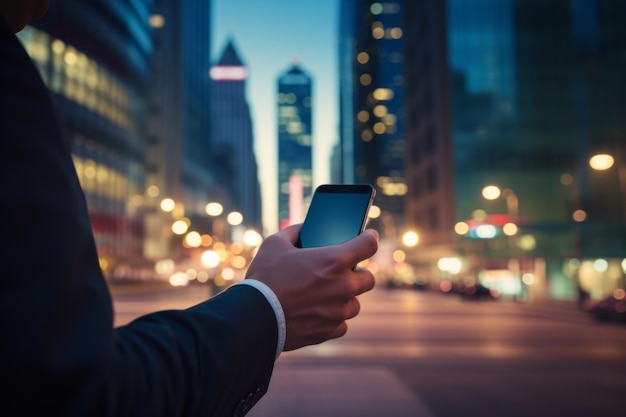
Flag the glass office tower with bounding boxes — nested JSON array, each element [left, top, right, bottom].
[[277, 63, 313, 228], [20, 0, 221, 279], [404, 0, 626, 301], [338, 0, 407, 239], [20, 0, 155, 276]]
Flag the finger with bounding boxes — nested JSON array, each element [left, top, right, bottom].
[[329, 322, 348, 340], [345, 297, 361, 320], [338, 229, 379, 266], [350, 269, 376, 296]]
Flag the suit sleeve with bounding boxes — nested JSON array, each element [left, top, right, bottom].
[[0, 19, 277, 417], [111, 285, 278, 417]]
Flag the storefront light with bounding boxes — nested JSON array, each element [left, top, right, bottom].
[[454, 222, 469, 235], [476, 224, 497, 239], [502, 222, 518, 236], [593, 258, 609, 272], [437, 257, 462, 274]]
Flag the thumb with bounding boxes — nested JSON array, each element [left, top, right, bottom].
[[337, 229, 379, 265], [277, 223, 302, 246]]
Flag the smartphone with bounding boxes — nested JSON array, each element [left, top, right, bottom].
[[296, 184, 375, 248]]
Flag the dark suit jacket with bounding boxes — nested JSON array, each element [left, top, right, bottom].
[[0, 17, 277, 417]]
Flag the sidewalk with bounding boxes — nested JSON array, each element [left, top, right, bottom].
[[248, 365, 437, 417]]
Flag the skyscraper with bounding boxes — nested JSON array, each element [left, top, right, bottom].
[[277, 63, 313, 228], [402, 0, 456, 280], [143, 0, 217, 261], [148, 0, 213, 209], [20, 0, 155, 276], [20, 0, 220, 277], [210, 39, 262, 231], [403, 0, 626, 301], [338, 0, 407, 240]]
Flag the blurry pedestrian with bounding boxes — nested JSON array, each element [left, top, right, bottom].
[[0, 1, 378, 416]]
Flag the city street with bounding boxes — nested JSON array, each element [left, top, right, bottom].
[[112, 284, 626, 417]]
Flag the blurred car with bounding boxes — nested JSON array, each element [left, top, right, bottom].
[[385, 277, 430, 291], [586, 295, 626, 324], [460, 283, 500, 300]]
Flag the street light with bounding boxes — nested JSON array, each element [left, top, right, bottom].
[[160, 198, 175, 212], [172, 218, 190, 235], [482, 185, 518, 222], [227, 211, 243, 226], [589, 153, 614, 171], [589, 152, 626, 220], [243, 229, 263, 247], [205, 202, 224, 216], [402, 230, 419, 247], [481, 184, 524, 299]]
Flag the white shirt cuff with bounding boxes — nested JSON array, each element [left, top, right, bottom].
[[234, 279, 285, 359]]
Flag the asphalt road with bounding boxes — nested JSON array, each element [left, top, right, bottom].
[[112, 284, 626, 417]]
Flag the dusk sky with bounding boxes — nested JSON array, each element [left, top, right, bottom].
[[213, 0, 339, 233]]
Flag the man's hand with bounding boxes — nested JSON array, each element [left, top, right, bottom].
[[244, 224, 378, 351]]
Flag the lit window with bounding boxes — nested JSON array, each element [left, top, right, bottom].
[[360, 74, 372, 86], [84, 159, 96, 179], [149, 14, 165, 29], [287, 121, 302, 134], [373, 122, 386, 134], [370, 3, 383, 15], [384, 114, 396, 125], [373, 105, 387, 117], [373, 88, 394, 100], [64, 49, 78, 66], [389, 28, 403, 39], [52, 39, 65, 54]]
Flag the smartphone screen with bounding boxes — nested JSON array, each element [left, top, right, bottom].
[[296, 184, 375, 248]]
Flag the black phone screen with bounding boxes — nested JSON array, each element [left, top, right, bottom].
[[297, 184, 375, 248]]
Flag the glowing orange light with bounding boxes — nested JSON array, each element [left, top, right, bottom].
[[589, 154, 614, 171]]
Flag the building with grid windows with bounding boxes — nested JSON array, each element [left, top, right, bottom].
[[338, 0, 407, 241], [19, 0, 218, 279], [277, 63, 313, 228], [403, 0, 626, 301]]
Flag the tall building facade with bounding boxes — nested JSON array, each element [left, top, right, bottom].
[[210, 39, 262, 231], [145, 0, 215, 259], [338, 0, 407, 240], [403, 0, 626, 301], [20, 0, 223, 279], [20, 0, 155, 276], [277, 63, 313, 228], [403, 0, 455, 279]]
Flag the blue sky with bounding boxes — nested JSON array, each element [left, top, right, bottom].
[[213, 0, 339, 233]]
